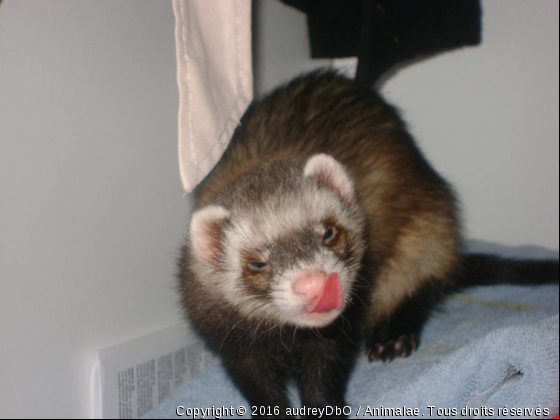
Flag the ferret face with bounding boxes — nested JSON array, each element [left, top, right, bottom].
[[188, 154, 366, 328]]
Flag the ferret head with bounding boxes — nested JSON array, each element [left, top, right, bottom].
[[187, 154, 366, 328]]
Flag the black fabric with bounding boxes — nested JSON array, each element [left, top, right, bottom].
[[281, 0, 482, 86]]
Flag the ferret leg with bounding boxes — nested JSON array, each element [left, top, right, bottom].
[[295, 336, 356, 419], [222, 350, 291, 419], [365, 279, 449, 363]]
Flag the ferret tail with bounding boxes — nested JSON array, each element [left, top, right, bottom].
[[457, 253, 559, 288]]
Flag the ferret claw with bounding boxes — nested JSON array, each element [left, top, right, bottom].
[[366, 334, 418, 363]]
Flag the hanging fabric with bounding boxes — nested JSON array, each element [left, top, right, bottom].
[[173, 0, 253, 192]]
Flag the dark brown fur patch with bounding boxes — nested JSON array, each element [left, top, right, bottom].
[[322, 216, 350, 261], [269, 228, 320, 272], [240, 249, 273, 297]]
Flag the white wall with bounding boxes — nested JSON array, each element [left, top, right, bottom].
[[255, 0, 559, 250], [0, 1, 186, 418]]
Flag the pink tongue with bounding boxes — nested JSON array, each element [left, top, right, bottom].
[[305, 273, 343, 314]]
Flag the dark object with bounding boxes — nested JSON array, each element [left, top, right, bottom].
[[281, 0, 482, 86]]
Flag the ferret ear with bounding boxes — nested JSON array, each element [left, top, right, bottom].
[[304, 154, 354, 202], [190, 205, 230, 268]]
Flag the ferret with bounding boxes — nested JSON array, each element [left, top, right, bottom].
[[179, 71, 558, 418]]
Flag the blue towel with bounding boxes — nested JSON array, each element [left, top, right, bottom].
[[144, 241, 559, 419]]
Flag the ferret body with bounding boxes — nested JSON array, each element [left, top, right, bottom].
[[179, 71, 557, 417]]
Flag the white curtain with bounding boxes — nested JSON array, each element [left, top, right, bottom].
[[173, 0, 253, 192]]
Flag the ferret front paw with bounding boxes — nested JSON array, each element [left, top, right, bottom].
[[366, 333, 418, 363]]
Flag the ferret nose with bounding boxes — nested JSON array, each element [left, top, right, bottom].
[[293, 272, 327, 302]]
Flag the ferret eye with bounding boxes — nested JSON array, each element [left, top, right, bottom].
[[247, 261, 270, 272], [323, 226, 338, 245]]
